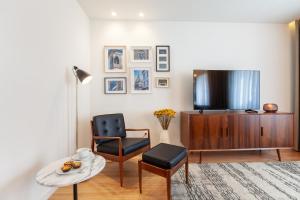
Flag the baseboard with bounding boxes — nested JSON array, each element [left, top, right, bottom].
[[41, 187, 57, 200]]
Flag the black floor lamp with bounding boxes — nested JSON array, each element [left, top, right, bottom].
[[72, 66, 92, 149]]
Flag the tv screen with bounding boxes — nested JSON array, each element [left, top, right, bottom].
[[193, 70, 260, 110]]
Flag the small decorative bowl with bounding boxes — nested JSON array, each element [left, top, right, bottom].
[[263, 103, 278, 113]]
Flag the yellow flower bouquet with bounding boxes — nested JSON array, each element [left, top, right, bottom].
[[153, 108, 176, 130]]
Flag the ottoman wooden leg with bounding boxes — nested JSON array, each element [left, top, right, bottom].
[[185, 156, 189, 184], [166, 173, 171, 200], [138, 160, 142, 193]]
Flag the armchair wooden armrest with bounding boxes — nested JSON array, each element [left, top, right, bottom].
[[92, 136, 121, 140], [125, 128, 149, 131], [125, 129, 150, 140], [92, 136, 122, 156]]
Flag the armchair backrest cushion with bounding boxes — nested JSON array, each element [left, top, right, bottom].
[[92, 113, 126, 144]]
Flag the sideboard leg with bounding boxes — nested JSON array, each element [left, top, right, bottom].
[[276, 149, 282, 161], [199, 152, 202, 163], [73, 184, 78, 200]]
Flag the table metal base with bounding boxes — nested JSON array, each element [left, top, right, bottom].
[[73, 184, 78, 200]]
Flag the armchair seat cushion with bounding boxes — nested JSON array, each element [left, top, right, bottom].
[[142, 143, 187, 169], [97, 138, 150, 156]]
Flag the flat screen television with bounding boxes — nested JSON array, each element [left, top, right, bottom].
[[193, 70, 260, 111]]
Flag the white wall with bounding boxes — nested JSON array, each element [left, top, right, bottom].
[[90, 21, 293, 146], [0, 0, 90, 199]]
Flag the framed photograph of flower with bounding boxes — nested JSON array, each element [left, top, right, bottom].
[[130, 46, 152, 63], [104, 46, 126, 73], [130, 67, 151, 93], [104, 77, 127, 94], [155, 77, 170, 88], [156, 45, 170, 72]]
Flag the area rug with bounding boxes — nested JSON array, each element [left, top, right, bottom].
[[172, 161, 300, 200]]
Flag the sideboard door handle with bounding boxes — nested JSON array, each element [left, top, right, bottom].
[[261, 127, 264, 136], [220, 128, 223, 138]]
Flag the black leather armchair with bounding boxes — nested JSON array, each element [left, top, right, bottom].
[[90, 113, 151, 187]]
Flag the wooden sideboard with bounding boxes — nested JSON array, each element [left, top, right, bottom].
[[180, 111, 294, 162]]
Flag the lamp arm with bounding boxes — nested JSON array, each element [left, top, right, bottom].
[[72, 66, 78, 78]]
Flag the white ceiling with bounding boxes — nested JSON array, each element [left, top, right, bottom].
[[77, 0, 300, 23]]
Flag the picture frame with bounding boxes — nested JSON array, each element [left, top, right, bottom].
[[104, 46, 126, 73], [130, 67, 152, 93], [130, 46, 152, 63], [156, 45, 170, 72], [155, 77, 170, 88], [104, 77, 127, 94]]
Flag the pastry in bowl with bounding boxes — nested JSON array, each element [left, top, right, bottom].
[[72, 161, 81, 169], [64, 161, 73, 166], [61, 165, 72, 172]]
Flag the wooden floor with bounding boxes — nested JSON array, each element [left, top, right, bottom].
[[50, 149, 300, 200]]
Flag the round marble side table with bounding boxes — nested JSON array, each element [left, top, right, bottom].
[[36, 155, 105, 200]]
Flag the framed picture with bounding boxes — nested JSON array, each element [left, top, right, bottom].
[[156, 77, 170, 88], [130, 46, 152, 63], [104, 77, 127, 94], [104, 46, 126, 73], [130, 67, 151, 93], [156, 45, 170, 72]]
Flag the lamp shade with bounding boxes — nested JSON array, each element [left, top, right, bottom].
[[73, 66, 92, 84]]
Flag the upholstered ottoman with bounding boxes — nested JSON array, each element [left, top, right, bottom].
[[138, 143, 189, 200]]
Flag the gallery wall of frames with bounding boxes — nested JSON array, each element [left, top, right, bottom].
[[103, 45, 170, 94]]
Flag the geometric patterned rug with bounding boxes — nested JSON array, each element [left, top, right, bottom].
[[172, 162, 300, 200]]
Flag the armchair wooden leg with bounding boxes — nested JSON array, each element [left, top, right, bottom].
[[119, 161, 124, 187], [138, 160, 142, 193], [166, 174, 171, 200], [185, 156, 189, 185]]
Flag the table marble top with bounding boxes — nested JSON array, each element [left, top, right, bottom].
[[36, 154, 105, 187]]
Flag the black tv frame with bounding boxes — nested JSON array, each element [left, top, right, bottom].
[[193, 69, 260, 112]]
